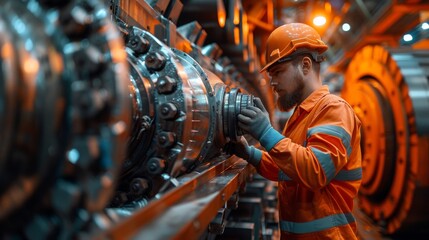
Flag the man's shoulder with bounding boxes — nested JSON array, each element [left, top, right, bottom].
[[322, 93, 352, 106], [316, 93, 355, 113]]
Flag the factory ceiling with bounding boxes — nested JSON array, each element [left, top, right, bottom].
[[241, 0, 429, 73]]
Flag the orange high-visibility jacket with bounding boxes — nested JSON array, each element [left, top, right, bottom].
[[255, 86, 362, 239]]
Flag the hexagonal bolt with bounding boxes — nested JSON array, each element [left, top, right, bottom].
[[157, 132, 176, 148], [145, 52, 166, 71], [127, 35, 150, 56], [61, 2, 104, 35], [156, 75, 177, 94], [159, 102, 178, 120], [147, 157, 166, 175], [130, 178, 149, 195], [72, 46, 105, 76]]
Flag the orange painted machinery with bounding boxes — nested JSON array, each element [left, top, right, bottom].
[[342, 45, 429, 235]]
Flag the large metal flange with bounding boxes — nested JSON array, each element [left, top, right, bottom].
[[0, 1, 68, 228], [0, 0, 131, 237], [114, 26, 222, 203]]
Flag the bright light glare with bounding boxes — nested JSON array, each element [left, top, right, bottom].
[[422, 22, 429, 30], [313, 16, 326, 26], [403, 34, 413, 42], [342, 23, 351, 32]]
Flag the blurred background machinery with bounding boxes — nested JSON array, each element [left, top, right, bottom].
[[1, 0, 429, 239], [342, 46, 429, 238], [0, 0, 131, 238]]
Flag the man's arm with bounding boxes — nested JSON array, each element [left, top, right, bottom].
[[239, 98, 358, 190]]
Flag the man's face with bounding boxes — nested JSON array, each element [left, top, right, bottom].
[[268, 60, 305, 112]]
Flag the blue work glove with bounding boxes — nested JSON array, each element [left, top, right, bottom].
[[238, 97, 271, 140], [238, 98, 284, 151], [223, 136, 261, 167]]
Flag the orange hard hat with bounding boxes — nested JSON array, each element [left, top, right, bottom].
[[260, 23, 328, 73]]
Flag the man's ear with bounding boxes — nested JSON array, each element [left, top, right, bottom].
[[301, 56, 312, 74]]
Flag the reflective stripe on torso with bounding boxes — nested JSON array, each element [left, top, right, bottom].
[[280, 212, 356, 234]]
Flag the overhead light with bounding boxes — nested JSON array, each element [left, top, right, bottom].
[[342, 23, 351, 32], [324, 2, 332, 13], [403, 34, 413, 42], [217, 0, 226, 28], [313, 16, 326, 26], [422, 22, 429, 30]]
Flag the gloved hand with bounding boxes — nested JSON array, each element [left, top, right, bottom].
[[223, 136, 261, 167], [238, 97, 272, 141], [238, 97, 285, 151]]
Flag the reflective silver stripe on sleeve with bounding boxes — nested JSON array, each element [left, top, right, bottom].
[[279, 170, 292, 181], [307, 125, 352, 157], [335, 168, 362, 181], [280, 212, 356, 234], [310, 147, 336, 182]]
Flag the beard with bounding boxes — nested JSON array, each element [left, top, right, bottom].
[[276, 75, 305, 112]]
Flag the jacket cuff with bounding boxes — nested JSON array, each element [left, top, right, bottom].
[[259, 127, 284, 151], [248, 147, 262, 167]]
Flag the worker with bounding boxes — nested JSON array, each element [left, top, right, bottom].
[[225, 23, 362, 239]]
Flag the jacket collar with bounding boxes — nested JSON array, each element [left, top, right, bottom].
[[297, 85, 330, 113]]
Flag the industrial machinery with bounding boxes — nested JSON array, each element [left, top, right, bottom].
[[342, 45, 429, 236], [103, 1, 278, 238], [111, 23, 258, 206], [1, 0, 429, 239], [0, 0, 131, 237], [1, 0, 276, 239]]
